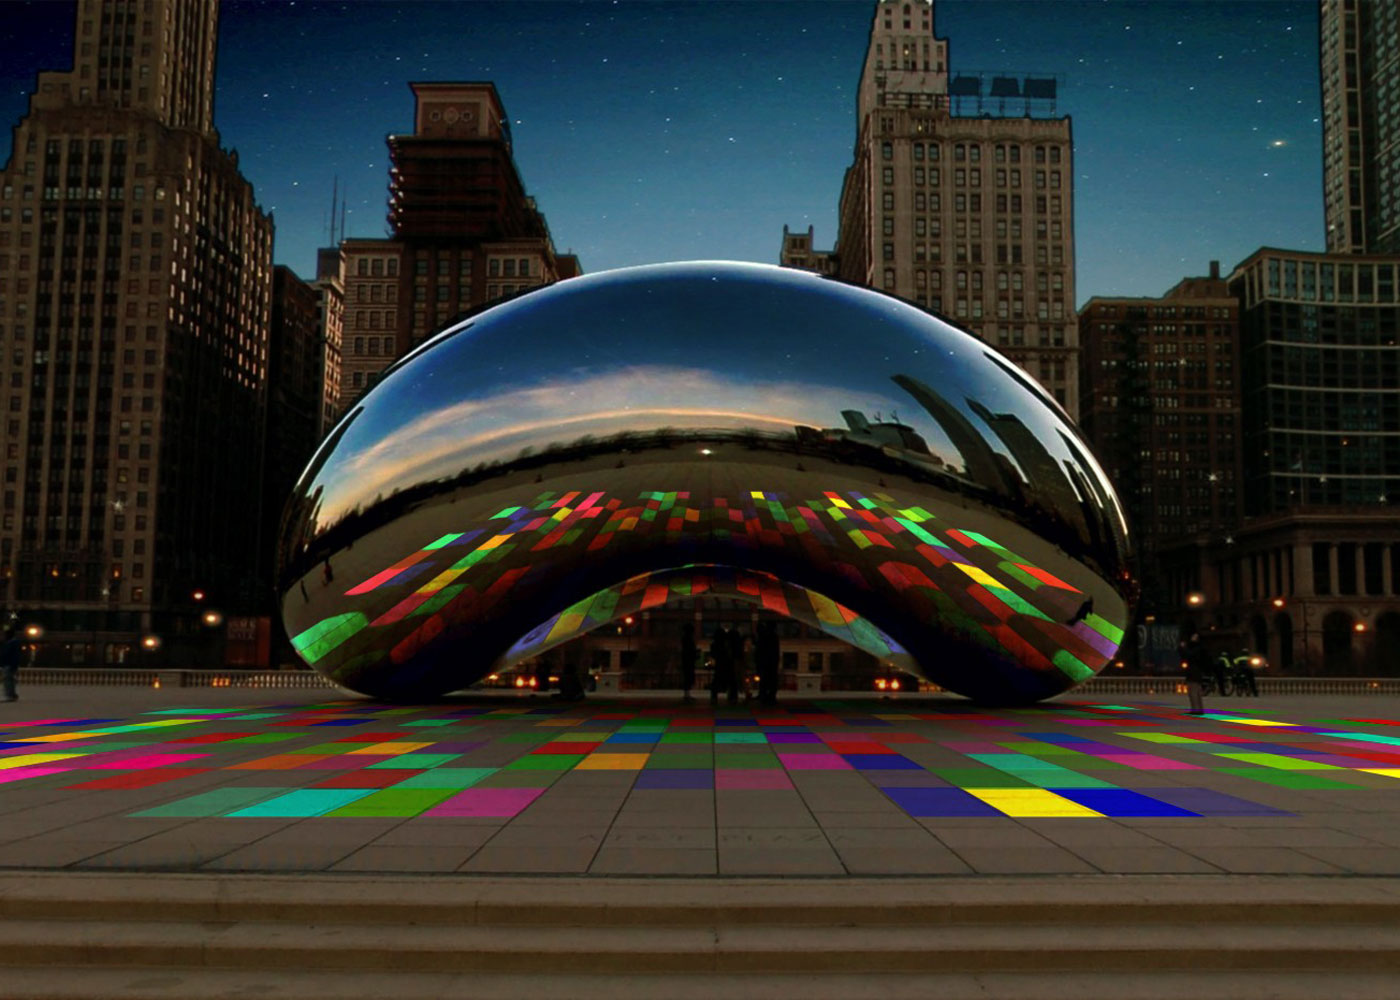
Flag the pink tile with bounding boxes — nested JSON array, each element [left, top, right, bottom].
[[0, 766, 70, 784], [83, 753, 210, 770], [778, 753, 853, 770], [426, 787, 544, 817], [1096, 754, 1202, 770], [716, 769, 793, 790]]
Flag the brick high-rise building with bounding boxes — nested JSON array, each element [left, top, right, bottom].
[[0, 0, 273, 663], [337, 83, 579, 411], [783, 0, 1078, 416], [1321, 0, 1400, 254], [1077, 265, 1243, 617]]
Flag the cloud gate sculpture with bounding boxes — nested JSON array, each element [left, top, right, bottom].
[[277, 262, 1132, 703]]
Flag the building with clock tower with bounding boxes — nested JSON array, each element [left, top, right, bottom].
[[335, 82, 580, 413]]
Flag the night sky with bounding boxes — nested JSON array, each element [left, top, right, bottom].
[[1, 0, 1324, 304]]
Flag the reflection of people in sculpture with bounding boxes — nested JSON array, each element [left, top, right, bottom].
[[755, 620, 780, 707], [679, 621, 697, 703], [709, 626, 734, 706]]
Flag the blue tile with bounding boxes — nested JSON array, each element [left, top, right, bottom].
[[1049, 788, 1199, 817], [884, 787, 1000, 817]]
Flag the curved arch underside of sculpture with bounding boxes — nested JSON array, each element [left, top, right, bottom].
[[277, 262, 1133, 704]]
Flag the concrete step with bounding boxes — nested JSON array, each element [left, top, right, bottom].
[[3, 871, 1400, 927], [1, 916, 1398, 974], [4, 968, 1400, 1000]]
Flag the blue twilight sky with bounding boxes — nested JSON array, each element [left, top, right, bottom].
[[1, 0, 1323, 305]]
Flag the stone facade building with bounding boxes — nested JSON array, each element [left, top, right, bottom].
[[782, 0, 1078, 417], [0, 0, 273, 663]]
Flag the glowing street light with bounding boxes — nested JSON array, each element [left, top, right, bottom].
[[1186, 592, 1204, 607]]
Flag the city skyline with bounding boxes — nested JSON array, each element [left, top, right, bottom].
[[2, 0, 1322, 303]]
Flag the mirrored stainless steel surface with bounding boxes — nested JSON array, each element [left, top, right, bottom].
[[277, 261, 1133, 703]]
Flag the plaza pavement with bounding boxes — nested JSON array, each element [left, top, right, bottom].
[[3, 684, 1400, 877]]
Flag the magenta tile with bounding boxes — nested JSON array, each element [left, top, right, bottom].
[[778, 753, 853, 770], [0, 766, 71, 784], [1096, 754, 1203, 770], [427, 787, 544, 817], [83, 753, 210, 770], [716, 769, 793, 790]]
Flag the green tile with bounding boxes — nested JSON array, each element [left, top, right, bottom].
[[1218, 767, 1360, 789], [555, 732, 613, 742], [326, 788, 458, 817], [505, 754, 583, 770], [392, 767, 496, 789], [716, 753, 780, 768], [1126, 733, 1208, 744], [227, 789, 376, 818], [932, 768, 1035, 789], [1017, 770, 1116, 789], [646, 752, 713, 768], [400, 719, 459, 728], [131, 787, 287, 818], [1215, 752, 1342, 771], [227, 713, 284, 720], [227, 733, 297, 744], [714, 733, 767, 744], [366, 753, 460, 770]]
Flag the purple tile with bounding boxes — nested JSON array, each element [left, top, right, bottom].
[[766, 733, 821, 743], [427, 787, 544, 817], [868, 770, 950, 788], [778, 752, 852, 771], [1147, 787, 1293, 816], [885, 787, 1000, 817], [634, 769, 713, 790], [843, 754, 922, 770]]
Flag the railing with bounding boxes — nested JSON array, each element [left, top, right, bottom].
[[16, 668, 336, 689], [12, 668, 1400, 697]]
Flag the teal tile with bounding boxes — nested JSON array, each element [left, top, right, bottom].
[[227, 789, 375, 818], [132, 787, 287, 818]]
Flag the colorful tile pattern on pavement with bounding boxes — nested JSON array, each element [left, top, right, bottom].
[[5, 697, 1400, 822]]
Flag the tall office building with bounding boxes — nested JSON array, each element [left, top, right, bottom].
[[782, 0, 1078, 416], [337, 83, 579, 411], [0, 0, 273, 662], [1320, 0, 1400, 254]]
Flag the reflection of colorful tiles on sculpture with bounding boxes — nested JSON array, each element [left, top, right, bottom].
[[292, 489, 1124, 683], [6, 699, 1400, 820], [504, 564, 909, 665]]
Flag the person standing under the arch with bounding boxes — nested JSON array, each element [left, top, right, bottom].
[[679, 621, 697, 704], [709, 626, 732, 708]]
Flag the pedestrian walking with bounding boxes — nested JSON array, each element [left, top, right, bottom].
[[1, 625, 21, 702], [1182, 632, 1207, 715]]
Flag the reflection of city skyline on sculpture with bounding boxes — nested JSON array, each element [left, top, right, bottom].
[[279, 263, 1132, 703]]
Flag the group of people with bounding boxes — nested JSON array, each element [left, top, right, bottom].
[[1181, 632, 1259, 714], [678, 620, 781, 707]]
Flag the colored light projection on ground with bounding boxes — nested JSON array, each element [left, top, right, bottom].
[[291, 488, 1123, 689], [5, 699, 1400, 821]]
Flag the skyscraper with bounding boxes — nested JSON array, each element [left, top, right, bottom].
[[782, 0, 1078, 417], [1321, 0, 1400, 254], [0, 0, 273, 662], [337, 83, 579, 412]]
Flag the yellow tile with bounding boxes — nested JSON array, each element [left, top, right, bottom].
[[535, 719, 582, 727], [874, 714, 916, 720], [575, 753, 648, 771], [0, 753, 86, 770], [1359, 768, 1400, 780], [1214, 717, 1293, 727], [348, 741, 433, 755], [966, 788, 1103, 818], [953, 563, 1008, 590], [10, 732, 104, 744]]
